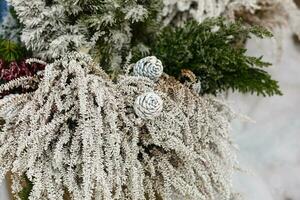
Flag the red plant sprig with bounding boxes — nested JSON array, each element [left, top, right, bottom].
[[0, 58, 46, 98], [0, 59, 45, 81]]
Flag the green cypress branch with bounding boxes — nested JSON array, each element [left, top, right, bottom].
[[135, 18, 282, 96]]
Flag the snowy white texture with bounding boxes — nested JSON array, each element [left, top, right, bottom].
[[134, 92, 163, 120], [25, 58, 47, 66], [7, 0, 87, 59], [8, 0, 149, 63], [133, 56, 164, 81], [0, 52, 236, 200]]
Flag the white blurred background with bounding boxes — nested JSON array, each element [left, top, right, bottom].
[[230, 28, 300, 200]]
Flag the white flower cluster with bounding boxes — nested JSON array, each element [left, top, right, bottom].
[[0, 52, 236, 200]]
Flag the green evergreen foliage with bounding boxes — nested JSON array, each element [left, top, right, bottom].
[[135, 18, 282, 96], [84, 0, 163, 74], [0, 39, 27, 62]]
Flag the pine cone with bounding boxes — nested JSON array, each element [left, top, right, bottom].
[[134, 92, 163, 120], [133, 56, 163, 81]]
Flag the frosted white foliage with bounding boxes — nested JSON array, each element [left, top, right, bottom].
[[133, 56, 164, 81], [8, 0, 87, 59], [8, 0, 151, 66], [0, 52, 236, 200], [162, 0, 258, 25], [232, 0, 300, 38], [162, 0, 300, 38], [0, 76, 37, 94], [134, 92, 163, 120], [125, 5, 149, 23], [25, 58, 47, 66]]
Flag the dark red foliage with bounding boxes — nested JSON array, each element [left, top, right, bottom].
[[0, 58, 45, 98], [0, 59, 45, 81]]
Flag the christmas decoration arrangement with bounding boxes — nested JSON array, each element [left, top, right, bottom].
[[0, 0, 289, 199], [0, 52, 236, 200]]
